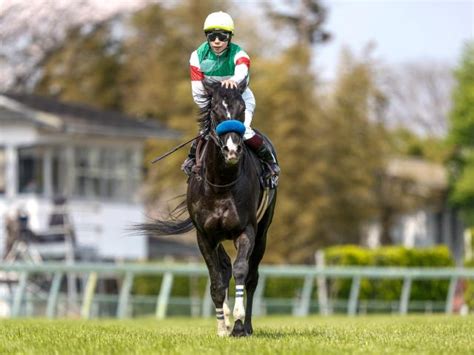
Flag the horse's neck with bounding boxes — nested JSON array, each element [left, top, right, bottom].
[[205, 141, 241, 185]]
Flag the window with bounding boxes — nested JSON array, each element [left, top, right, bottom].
[[74, 146, 140, 201], [0, 148, 6, 194], [51, 147, 68, 197], [18, 147, 44, 194]]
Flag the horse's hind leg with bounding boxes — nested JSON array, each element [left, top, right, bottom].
[[197, 234, 228, 336], [217, 244, 232, 331], [231, 226, 255, 337]]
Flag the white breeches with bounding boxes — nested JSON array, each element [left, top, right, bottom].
[[242, 88, 256, 140]]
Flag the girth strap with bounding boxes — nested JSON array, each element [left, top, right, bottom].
[[256, 188, 271, 223]]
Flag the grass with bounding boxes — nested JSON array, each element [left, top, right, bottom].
[[0, 315, 473, 354]]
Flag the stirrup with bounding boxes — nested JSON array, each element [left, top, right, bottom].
[[262, 162, 280, 188]]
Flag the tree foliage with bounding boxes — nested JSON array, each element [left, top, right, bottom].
[[448, 42, 474, 223]]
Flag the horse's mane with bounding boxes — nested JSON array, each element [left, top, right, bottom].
[[196, 85, 245, 133], [197, 92, 212, 133]]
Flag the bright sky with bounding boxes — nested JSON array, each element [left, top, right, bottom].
[[315, 0, 474, 80]]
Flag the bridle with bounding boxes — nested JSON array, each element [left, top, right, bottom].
[[202, 119, 244, 189]]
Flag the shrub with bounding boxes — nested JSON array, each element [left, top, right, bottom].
[[324, 245, 454, 301]]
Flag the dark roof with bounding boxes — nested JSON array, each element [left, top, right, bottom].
[[1, 92, 179, 139]]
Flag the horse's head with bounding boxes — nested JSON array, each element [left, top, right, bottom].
[[202, 80, 247, 166]]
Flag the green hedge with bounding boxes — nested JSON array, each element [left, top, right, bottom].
[[133, 274, 208, 297], [325, 245, 454, 301]]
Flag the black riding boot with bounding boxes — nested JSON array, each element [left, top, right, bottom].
[[181, 140, 197, 176], [245, 133, 280, 188]]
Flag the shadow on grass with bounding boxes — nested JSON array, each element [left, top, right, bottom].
[[253, 328, 323, 339]]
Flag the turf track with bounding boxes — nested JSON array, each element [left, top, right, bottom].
[[0, 315, 473, 354]]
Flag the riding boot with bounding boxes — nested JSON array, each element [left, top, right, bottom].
[[181, 140, 197, 177], [245, 133, 280, 188]]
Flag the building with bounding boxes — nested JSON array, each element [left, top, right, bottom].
[[363, 157, 466, 263], [0, 93, 177, 261]]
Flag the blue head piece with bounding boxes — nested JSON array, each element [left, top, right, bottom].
[[215, 120, 246, 136]]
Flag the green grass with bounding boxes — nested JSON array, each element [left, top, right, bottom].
[[0, 315, 473, 354]]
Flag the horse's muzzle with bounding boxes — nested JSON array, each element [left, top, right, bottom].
[[225, 154, 239, 165]]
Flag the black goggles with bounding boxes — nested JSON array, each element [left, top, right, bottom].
[[206, 31, 231, 42]]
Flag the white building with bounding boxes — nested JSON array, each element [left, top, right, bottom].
[[363, 157, 465, 263], [0, 93, 177, 261]]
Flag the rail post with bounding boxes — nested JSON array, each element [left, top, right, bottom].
[[12, 271, 28, 318], [117, 272, 134, 319], [347, 276, 361, 316], [399, 277, 412, 315], [46, 271, 63, 318], [156, 272, 173, 319], [81, 272, 98, 319], [445, 276, 458, 314]]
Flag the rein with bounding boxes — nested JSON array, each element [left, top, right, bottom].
[[204, 167, 243, 189]]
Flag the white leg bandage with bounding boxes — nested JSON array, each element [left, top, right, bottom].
[[233, 285, 245, 321], [215, 308, 229, 337]]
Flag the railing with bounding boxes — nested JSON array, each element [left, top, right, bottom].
[[0, 262, 473, 319]]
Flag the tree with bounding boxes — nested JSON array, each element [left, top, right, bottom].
[[264, 0, 330, 46], [35, 23, 123, 110], [0, 0, 147, 91], [252, 0, 331, 263], [316, 48, 388, 245], [448, 41, 474, 225], [381, 61, 454, 137], [252, 46, 326, 263]]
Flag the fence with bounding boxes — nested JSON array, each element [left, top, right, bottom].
[[0, 262, 473, 319]]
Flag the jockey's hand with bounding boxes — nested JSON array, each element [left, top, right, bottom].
[[221, 79, 237, 89]]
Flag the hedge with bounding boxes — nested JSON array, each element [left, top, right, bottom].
[[324, 245, 454, 301]]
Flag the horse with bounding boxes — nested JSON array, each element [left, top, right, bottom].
[[141, 79, 277, 337]]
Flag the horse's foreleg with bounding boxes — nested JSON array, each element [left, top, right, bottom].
[[231, 227, 255, 337], [217, 244, 232, 331], [197, 235, 228, 337]]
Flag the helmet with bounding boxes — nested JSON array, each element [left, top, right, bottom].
[[203, 11, 234, 34]]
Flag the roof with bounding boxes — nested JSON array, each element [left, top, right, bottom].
[[0, 92, 179, 139], [386, 157, 448, 190]]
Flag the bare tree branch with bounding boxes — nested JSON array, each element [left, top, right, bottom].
[[380, 61, 454, 137], [0, 0, 150, 91]]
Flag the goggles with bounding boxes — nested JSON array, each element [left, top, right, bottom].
[[206, 31, 231, 42]]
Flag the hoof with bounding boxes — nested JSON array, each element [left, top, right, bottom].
[[217, 321, 230, 337], [217, 329, 229, 337], [245, 323, 253, 335], [231, 320, 247, 337]]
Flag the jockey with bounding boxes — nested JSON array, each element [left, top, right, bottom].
[[182, 11, 280, 185]]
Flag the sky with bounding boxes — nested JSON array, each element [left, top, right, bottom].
[[314, 0, 474, 80]]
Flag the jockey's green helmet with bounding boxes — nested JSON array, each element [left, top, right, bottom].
[[203, 11, 234, 34]]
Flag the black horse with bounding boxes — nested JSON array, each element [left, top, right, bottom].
[[142, 80, 277, 337]]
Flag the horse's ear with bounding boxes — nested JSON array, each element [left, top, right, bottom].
[[202, 79, 220, 95], [237, 77, 248, 94]]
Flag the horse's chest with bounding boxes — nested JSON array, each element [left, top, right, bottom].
[[194, 198, 241, 232]]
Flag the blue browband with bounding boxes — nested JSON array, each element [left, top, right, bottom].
[[215, 120, 246, 136]]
